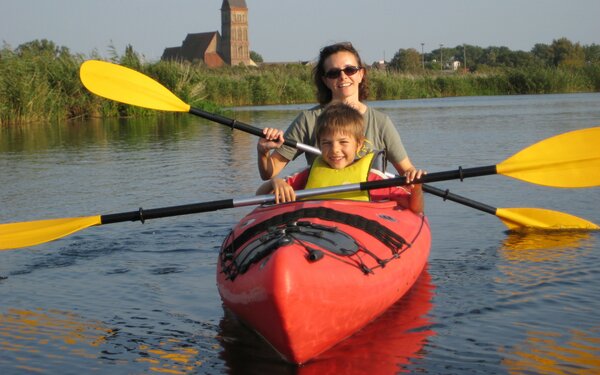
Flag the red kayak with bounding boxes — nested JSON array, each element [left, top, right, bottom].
[[217, 199, 431, 364]]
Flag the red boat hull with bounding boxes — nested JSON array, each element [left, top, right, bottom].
[[217, 199, 430, 364]]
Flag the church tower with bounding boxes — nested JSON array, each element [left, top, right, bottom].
[[220, 0, 252, 65]]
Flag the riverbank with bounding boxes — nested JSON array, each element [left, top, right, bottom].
[[2, 47, 599, 125]]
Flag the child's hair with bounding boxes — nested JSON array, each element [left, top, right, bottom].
[[315, 103, 365, 145]]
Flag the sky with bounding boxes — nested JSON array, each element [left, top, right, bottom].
[[2, 0, 599, 64]]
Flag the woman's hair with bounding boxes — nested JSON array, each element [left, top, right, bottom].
[[315, 103, 365, 145], [313, 42, 370, 105]]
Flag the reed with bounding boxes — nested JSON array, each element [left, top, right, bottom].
[[368, 67, 600, 100], [198, 63, 314, 106], [1, 43, 599, 125], [1, 50, 71, 124]]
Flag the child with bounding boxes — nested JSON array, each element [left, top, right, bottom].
[[256, 103, 425, 214]]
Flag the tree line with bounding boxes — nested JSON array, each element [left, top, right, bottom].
[[389, 38, 600, 72]]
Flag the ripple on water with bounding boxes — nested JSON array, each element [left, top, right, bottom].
[[0, 308, 115, 374], [98, 309, 224, 374], [0, 306, 226, 374]]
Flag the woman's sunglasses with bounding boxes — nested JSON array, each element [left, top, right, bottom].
[[323, 66, 363, 79]]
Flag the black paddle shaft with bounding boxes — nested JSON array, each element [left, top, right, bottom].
[[99, 165, 497, 225], [422, 185, 496, 215], [360, 165, 498, 190], [189, 107, 300, 149], [100, 199, 235, 225]]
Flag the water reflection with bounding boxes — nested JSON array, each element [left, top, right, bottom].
[[501, 230, 594, 263], [0, 116, 200, 153], [0, 308, 111, 373], [496, 231, 600, 374], [0, 306, 223, 374], [500, 327, 600, 375], [218, 268, 436, 374]]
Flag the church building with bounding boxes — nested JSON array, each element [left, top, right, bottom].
[[161, 0, 254, 67]]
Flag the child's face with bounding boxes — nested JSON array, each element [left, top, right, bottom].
[[319, 131, 363, 170]]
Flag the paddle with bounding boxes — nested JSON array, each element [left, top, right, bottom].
[[80, 60, 600, 188], [0, 177, 468, 250], [422, 184, 599, 230], [2, 160, 598, 250], [79, 60, 321, 155]]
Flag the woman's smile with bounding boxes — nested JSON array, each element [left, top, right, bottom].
[[323, 51, 364, 101]]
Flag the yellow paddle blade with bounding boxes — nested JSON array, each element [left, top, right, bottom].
[[497, 127, 600, 188], [496, 207, 600, 231], [0, 216, 102, 250], [80, 60, 191, 112]]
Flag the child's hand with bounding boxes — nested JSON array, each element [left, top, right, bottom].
[[258, 128, 285, 154], [272, 178, 296, 204]]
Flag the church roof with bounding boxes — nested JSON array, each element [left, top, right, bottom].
[[221, 0, 247, 9], [161, 46, 182, 60], [180, 32, 219, 60], [163, 32, 219, 62]]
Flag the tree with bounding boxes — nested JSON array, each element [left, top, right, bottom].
[[438, 44, 485, 71], [510, 50, 538, 68], [550, 37, 585, 68], [531, 43, 553, 66], [583, 44, 600, 64], [15, 39, 70, 59], [389, 48, 422, 72], [480, 46, 510, 67], [250, 51, 263, 63]]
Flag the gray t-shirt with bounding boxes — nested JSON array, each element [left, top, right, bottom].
[[276, 105, 408, 165]]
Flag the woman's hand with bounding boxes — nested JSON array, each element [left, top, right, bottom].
[[404, 168, 426, 185], [271, 178, 296, 204], [257, 128, 285, 155], [404, 168, 426, 214]]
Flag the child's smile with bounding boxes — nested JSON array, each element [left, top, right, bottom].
[[319, 132, 363, 169]]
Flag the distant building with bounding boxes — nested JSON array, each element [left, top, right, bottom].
[[371, 60, 387, 70], [161, 0, 254, 67]]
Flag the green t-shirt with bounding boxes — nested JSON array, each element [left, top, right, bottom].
[[276, 105, 408, 165]]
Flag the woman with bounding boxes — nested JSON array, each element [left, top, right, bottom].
[[257, 42, 421, 183]]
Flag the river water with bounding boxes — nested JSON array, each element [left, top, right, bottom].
[[1, 93, 599, 374]]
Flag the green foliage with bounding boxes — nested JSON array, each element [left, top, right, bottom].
[[199, 63, 314, 106], [583, 64, 600, 91], [531, 43, 554, 66], [367, 65, 599, 100], [550, 37, 585, 68], [584, 44, 600, 64], [250, 51, 263, 63], [389, 48, 422, 72], [120, 44, 142, 70], [1, 38, 600, 125], [0, 39, 91, 124]]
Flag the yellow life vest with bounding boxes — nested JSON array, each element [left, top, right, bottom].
[[304, 152, 375, 201]]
